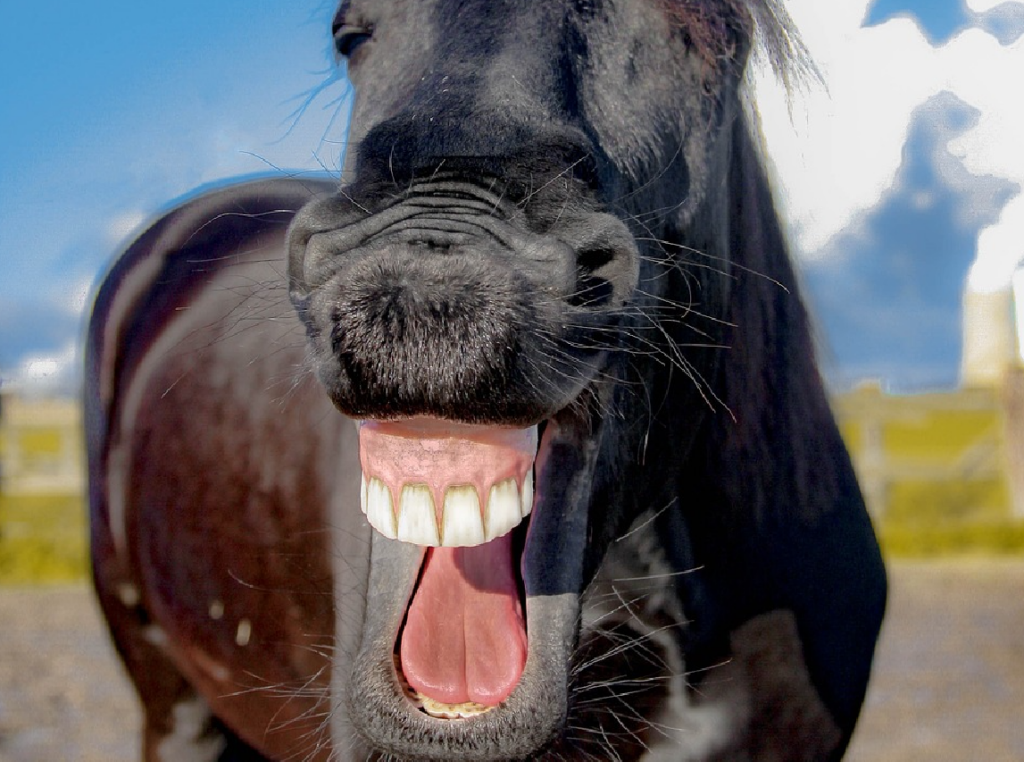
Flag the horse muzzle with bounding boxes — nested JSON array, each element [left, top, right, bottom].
[[286, 178, 639, 426], [286, 178, 636, 758]]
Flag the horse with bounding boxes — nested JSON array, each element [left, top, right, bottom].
[[84, 1, 887, 759]]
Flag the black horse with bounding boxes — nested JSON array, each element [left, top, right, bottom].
[[85, 1, 886, 759]]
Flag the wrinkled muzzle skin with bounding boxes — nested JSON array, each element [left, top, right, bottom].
[[286, 0, 749, 758]]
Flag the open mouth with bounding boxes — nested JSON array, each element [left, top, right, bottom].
[[357, 419, 541, 719]]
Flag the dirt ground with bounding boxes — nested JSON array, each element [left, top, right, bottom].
[[845, 559, 1024, 762], [1, 559, 1022, 761]]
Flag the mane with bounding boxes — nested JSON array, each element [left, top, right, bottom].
[[662, 0, 816, 91]]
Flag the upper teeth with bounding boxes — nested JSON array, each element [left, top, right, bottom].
[[360, 472, 534, 547]]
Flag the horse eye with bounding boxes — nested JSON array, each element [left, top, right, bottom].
[[333, 24, 374, 58]]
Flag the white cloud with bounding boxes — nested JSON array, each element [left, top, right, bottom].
[[756, 0, 1024, 292], [943, 29, 1024, 291], [967, 0, 1009, 12], [756, 2, 941, 255], [3, 342, 80, 397], [971, 194, 1024, 291]]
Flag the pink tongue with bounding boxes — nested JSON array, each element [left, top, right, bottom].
[[400, 534, 527, 707]]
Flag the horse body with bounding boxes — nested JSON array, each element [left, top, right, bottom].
[[86, 1, 886, 760], [85, 179, 347, 759]]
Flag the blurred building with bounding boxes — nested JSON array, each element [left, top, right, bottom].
[[963, 272, 1024, 519], [960, 281, 1021, 388]]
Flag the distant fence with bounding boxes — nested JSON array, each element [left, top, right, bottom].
[[0, 393, 84, 497], [833, 376, 1024, 523]]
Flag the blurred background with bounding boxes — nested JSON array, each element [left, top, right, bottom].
[[0, 0, 1022, 760]]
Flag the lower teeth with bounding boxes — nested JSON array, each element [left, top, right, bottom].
[[394, 656, 494, 719], [414, 693, 492, 720]]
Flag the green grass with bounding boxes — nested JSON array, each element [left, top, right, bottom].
[[14, 428, 66, 455], [885, 478, 1010, 524], [0, 493, 89, 583], [880, 520, 1024, 558], [882, 409, 998, 459], [878, 475, 1024, 557]]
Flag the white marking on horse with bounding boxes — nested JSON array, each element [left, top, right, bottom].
[[99, 251, 165, 409], [587, 510, 746, 761], [116, 582, 140, 607], [191, 648, 233, 684], [106, 443, 131, 558], [235, 618, 252, 647], [155, 695, 226, 762], [142, 625, 169, 648]]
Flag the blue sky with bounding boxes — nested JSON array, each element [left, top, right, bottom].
[[1, 0, 1023, 394], [803, 93, 1018, 386], [0, 0, 348, 386], [866, 0, 975, 41], [866, 0, 1024, 43]]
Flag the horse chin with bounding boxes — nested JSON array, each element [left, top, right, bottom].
[[346, 417, 594, 760]]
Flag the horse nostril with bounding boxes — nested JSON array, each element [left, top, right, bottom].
[[570, 275, 614, 307], [577, 246, 616, 272], [569, 246, 619, 308]]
